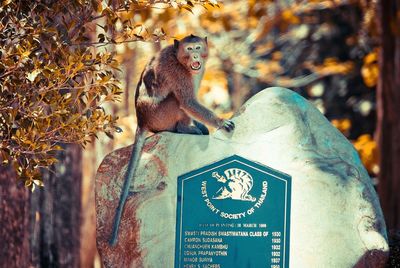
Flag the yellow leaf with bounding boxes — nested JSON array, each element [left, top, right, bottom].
[[152, 3, 170, 9], [64, 92, 72, 99], [364, 51, 378, 65], [21, 50, 31, 59], [361, 50, 379, 87], [33, 180, 44, 187], [171, 1, 178, 8], [26, 69, 41, 82], [307, 59, 354, 75], [256, 61, 283, 76], [361, 64, 379, 87], [282, 10, 300, 24], [248, 17, 259, 28], [255, 42, 274, 55], [2, 0, 12, 7], [353, 134, 379, 174], [331, 118, 351, 133], [272, 51, 282, 61]]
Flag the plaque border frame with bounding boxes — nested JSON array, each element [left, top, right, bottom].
[[175, 154, 292, 268]]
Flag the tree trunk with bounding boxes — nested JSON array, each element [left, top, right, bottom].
[[376, 0, 400, 231], [0, 166, 30, 267], [0, 144, 82, 267], [222, 59, 251, 111], [80, 141, 100, 268], [123, 49, 136, 117]]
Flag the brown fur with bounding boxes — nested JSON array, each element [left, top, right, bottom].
[[135, 35, 234, 134], [109, 35, 234, 246]]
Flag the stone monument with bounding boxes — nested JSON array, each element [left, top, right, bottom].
[[95, 87, 389, 267]]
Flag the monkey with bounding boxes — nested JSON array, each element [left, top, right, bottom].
[[109, 35, 235, 246]]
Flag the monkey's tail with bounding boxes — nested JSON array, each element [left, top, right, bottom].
[[109, 127, 146, 246]]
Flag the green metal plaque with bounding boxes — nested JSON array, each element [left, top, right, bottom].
[[175, 155, 291, 268]]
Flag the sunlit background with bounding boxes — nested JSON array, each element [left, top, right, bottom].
[[81, 1, 381, 266], [100, 0, 378, 172], [2, 0, 397, 267]]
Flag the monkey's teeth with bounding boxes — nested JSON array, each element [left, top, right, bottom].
[[191, 63, 201, 70]]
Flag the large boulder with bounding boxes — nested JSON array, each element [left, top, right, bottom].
[[95, 87, 389, 267]]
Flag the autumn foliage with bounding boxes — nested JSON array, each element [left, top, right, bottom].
[[1, 1, 121, 189], [0, 0, 382, 188], [0, 0, 214, 189]]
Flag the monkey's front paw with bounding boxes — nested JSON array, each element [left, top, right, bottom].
[[220, 120, 235, 132]]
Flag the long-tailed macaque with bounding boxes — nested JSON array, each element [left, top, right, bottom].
[[109, 35, 235, 246]]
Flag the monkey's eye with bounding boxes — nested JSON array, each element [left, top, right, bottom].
[[187, 47, 193, 51], [195, 46, 201, 50]]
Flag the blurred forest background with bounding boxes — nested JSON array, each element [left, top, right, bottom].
[[0, 0, 399, 267]]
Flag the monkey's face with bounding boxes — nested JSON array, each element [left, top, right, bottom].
[[176, 39, 208, 74]]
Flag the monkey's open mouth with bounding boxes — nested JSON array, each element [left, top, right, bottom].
[[191, 61, 201, 70]]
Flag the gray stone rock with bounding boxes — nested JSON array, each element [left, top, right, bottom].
[[96, 87, 389, 267]]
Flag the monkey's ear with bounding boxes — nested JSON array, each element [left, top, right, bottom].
[[204, 36, 208, 44], [174, 39, 180, 50]]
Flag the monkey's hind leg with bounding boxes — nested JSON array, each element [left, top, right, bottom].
[[193, 120, 209, 135], [176, 120, 203, 135]]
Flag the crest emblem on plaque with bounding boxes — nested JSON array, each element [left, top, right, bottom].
[[212, 169, 257, 202], [175, 155, 292, 268], [202, 166, 268, 218]]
